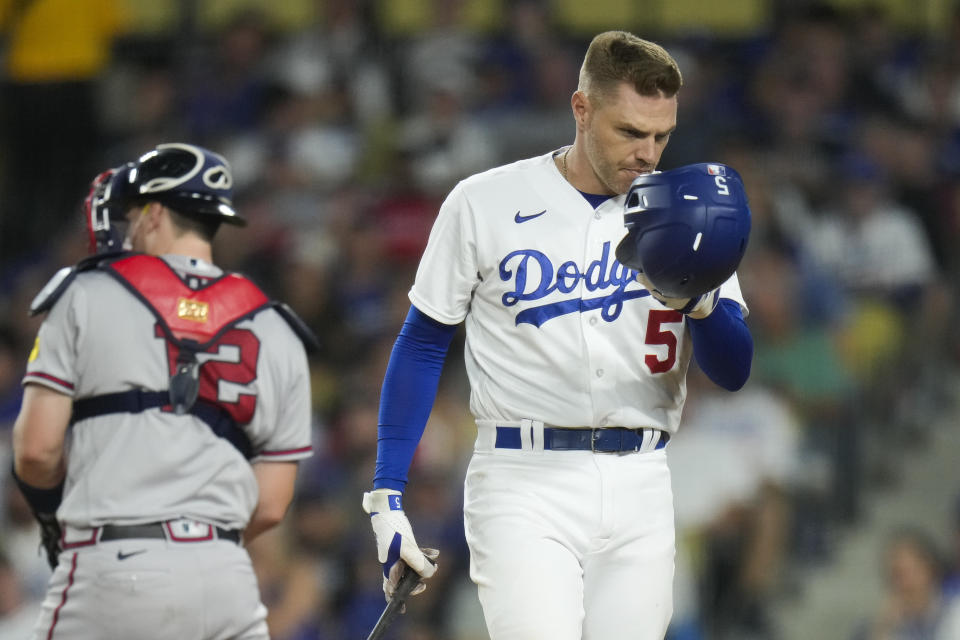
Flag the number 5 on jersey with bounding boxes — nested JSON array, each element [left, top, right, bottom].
[[644, 309, 683, 373]]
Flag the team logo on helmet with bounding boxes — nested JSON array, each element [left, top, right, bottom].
[[135, 143, 232, 197], [203, 166, 232, 190]]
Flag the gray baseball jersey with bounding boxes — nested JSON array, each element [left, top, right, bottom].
[[23, 253, 312, 531]]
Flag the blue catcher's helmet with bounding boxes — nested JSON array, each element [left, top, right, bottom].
[[85, 143, 245, 254], [614, 163, 751, 299]]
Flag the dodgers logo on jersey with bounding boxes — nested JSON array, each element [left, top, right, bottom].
[[499, 241, 649, 327]]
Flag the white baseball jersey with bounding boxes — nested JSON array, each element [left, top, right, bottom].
[[23, 253, 313, 531], [410, 150, 747, 434]]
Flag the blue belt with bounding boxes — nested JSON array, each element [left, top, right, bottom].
[[494, 426, 669, 453]]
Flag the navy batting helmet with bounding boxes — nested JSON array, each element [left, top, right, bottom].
[[614, 163, 751, 299], [85, 143, 245, 254]]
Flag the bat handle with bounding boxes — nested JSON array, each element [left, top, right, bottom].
[[365, 565, 424, 640], [395, 563, 424, 594]]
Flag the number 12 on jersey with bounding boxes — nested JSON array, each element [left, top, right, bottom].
[[156, 325, 261, 423]]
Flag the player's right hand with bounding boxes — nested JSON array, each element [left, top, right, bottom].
[[362, 488, 439, 601], [636, 272, 720, 320]]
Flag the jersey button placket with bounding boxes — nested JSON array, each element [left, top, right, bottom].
[[582, 203, 615, 412]]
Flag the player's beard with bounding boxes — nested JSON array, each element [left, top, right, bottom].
[[583, 132, 649, 196]]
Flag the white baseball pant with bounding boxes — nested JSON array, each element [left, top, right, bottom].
[[464, 422, 675, 639]]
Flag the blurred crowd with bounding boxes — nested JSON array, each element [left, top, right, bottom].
[[3, 0, 960, 638]]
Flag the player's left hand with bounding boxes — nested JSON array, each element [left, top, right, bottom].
[[362, 489, 439, 602], [636, 272, 720, 319], [35, 511, 62, 569]]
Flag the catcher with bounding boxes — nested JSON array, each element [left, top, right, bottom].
[[12, 143, 316, 639]]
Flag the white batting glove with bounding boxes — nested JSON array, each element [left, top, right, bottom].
[[362, 488, 438, 601], [636, 272, 720, 320]]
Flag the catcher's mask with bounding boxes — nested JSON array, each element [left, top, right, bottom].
[[85, 166, 134, 254], [615, 163, 751, 299], [85, 143, 245, 254]]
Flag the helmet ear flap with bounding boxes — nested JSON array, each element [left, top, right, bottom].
[[614, 231, 640, 270]]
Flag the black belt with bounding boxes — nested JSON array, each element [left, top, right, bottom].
[[495, 426, 669, 452], [99, 522, 241, 544]]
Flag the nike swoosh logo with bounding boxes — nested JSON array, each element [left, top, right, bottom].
[[117, 549, 147, 561], [514, 209, 547, 223]]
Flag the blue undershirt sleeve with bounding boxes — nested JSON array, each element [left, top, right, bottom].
[[373, 304, 458, 491], [687, 298, 753, 391]]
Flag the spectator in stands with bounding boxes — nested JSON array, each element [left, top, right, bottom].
[[803, 153, 937, 309], [943, 494, 960, 600], [0, 326, 24, 430], [182, 9, 273, 141], [851, 527, 952, 640], [669, 369, 800, 640], [398, 80, 498, 196], [743, 245, 862, 531], [398, 0, 480, 113]]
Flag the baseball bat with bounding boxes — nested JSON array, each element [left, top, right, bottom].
[[366, 565, 423, 640]]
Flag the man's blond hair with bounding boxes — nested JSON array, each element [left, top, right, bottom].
[[578, 31, 682, 102]]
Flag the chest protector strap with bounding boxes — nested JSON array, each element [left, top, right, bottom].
[[72, 254, 271, 458], [72, 389, 253, 459]]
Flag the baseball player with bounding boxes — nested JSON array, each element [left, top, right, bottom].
[[363, 31, 754, 639], [12, 143, 315, 639]]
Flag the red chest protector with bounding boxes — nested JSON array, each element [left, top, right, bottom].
[[107, 254, 270, 345], [103, 254, 271, 418], [33, 252, 318, 459]]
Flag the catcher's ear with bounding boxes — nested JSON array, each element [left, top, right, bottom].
[[145, 202, 165, 226]]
